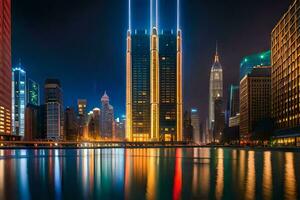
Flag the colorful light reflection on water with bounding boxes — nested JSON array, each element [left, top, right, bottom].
[[0, 148, 299, 200]]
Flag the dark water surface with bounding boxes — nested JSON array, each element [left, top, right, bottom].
[[0, 148, 299, 200]]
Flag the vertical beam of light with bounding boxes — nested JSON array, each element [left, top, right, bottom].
[[150, 0, 153, 32], [177, 0, 180, 30], [128, 0, 131, 31], [156, 0, 158, 30]]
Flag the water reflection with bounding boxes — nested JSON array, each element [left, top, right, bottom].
[[0, 148, 298, 200], [284, 152, 297, 200], [263, 151, 272, 200]]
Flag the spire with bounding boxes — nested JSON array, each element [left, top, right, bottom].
[[101, 91, 109, 102], [214, 41, 219, 63]]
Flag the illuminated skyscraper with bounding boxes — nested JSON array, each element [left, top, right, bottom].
[[0, 0, 12, 135], [209, 44, 223, 130], [271, 0, 300, 145], [100, 91, 114, 138], [27, 79, 40, 106], [45, 79, 63, 140], [159, 30, 177, 141], [12, 63, 26, 136], [126, 0, 183, 141]]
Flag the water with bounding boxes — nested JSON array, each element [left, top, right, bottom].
[[0, 148, 299, 200]]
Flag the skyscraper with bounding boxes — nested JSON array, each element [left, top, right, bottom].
[[127, 30, 151, 141], [191, 108, 200, 144], [0, 0, 11, 135], [159, 30, 177, 141], [64, 107, 78, 141], [209, 45, 223, 130], [126, 0, 183, 142], [271, 0, 300, 145], [229, 85, 239, 117], [77, 99, 87, 139], [100, 92, 114, 139], [240, 67, 271, 143], [27, 79, 40, 106], [88, 108, 100, 140], [12, 63, 26, 137], [45, 79, 63, 140], [213, 97, 225, 143]]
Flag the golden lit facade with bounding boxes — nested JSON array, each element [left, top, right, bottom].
[[126, 0, 183, 141], [271, 0, 300, 130], [150, 28, 160, 141]]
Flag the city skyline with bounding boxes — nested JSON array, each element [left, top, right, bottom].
[[12, 0, 291, 120]]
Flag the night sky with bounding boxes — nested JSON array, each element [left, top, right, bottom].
[[12, 0, 291, 120]]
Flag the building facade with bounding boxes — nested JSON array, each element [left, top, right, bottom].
[[229, 85, 240, 117], [77, 99, 87, 139], [45, 79, 63, 140], [209, 46, 223, 130], [126, 0, 183, 142], [159, 30, 177, 141], [0, 0, 11, 135], [27, 79, 40, 106], [240, 67, 271, 142], [191, 108, 200, 144], [240, 50, 271, 80], [100, 92, 114, 139], [271, 0, 300, 146], [213, 97, 225, 143], [64, 107, 78, 141], [12, 65, 26, 137]]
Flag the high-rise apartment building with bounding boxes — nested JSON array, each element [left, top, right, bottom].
[[209, 45, 223, 130], [77, 99, 87, 139], [45, 79, 63, 140], [126, 0, 183, 141], [240, 67, 271, 142], [0, 0, 12, 135], [12, 64, 26, 137], [271, 0, 300, 146]]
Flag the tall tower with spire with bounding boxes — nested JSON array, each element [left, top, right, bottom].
[[209, 43, 223, 131]]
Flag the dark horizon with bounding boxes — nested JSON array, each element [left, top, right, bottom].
[[12, 0, 291, 120]]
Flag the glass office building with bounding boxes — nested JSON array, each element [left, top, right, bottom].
[[131, 30, 151, 141], [12, 65, 26, 136], [240, 50, 271, 80], [159, 30, 177, 141], [27, 79, 40, 106], [45, 79, 63, 140]]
